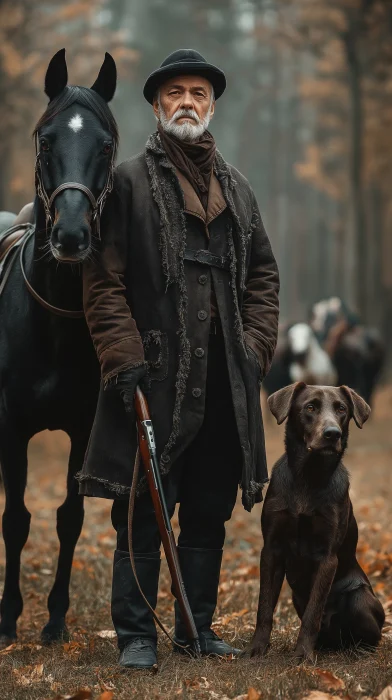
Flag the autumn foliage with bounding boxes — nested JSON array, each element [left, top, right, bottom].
[[0, 0, 138, 210]]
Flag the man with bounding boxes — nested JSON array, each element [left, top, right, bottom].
[[78, 49, 280, 669]]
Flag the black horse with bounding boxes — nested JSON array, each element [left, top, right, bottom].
[[0, 212, 16, 234], [0, 49, 117, 646]]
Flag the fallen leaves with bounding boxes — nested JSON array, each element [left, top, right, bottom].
[[214, 608, 250, 627], [313, 668, 345, 691], [205, 689, 261, 700], [12, 662, 44, 686], [52, 692, 92, 700], [234, 689, 262, 700], [301, 684, 392, 699], [96, 630, 116, 639], [378, 687, 392, 700], [63, 641, 85, 657], [298, 667, 346, 697]]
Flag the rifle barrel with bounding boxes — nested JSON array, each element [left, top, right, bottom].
[[135, 387, 201, 653]]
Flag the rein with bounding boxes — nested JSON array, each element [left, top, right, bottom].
[[20, 228, 84, 319]]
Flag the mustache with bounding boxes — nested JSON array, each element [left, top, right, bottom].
[[168, 108, 200, 126]]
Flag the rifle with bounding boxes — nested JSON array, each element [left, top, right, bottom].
[[128, 386, 201, 656]]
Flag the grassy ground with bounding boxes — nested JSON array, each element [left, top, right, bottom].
[[1, 388, 392, 699]]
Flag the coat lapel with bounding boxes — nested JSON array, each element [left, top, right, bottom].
[[175, 169, 227, 228]]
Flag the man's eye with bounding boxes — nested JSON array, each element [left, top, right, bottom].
[[306, 404, 315, 412]]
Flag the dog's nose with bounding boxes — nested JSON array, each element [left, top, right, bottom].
[[323, 426, 342, 441]]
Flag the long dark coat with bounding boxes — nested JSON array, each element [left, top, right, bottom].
[[77, 133, 280, 511]]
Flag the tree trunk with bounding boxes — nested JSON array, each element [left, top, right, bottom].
[[343, 21, 367, 320]]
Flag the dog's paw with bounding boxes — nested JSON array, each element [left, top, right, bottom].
[[247, 637, 270, 659], [293, 645, 316, 664]]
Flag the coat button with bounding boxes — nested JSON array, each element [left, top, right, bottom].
[[198, 274, 207, 285], [198, 310, 208, 321], [192, 388, 202, 398], [194, 347, 205, 358]]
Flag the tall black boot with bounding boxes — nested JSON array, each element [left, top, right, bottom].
[[173, 547, 240, 656], [111, 549, 160, 669]]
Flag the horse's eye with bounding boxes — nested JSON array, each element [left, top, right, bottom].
[[306, 404, 315, 412], [103, 143, 113, 155], [40, 139, 50, 152]]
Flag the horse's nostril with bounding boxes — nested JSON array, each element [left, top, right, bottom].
[[323, 427, 342, 441]]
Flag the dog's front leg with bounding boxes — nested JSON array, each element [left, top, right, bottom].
[[248, 544, 285, 658], [294, 554, 338, 663]]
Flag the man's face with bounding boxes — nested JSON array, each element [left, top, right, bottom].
[[153, 75, 215, 142]]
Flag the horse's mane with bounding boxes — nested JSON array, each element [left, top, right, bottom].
[[33, 85, 119, 155]]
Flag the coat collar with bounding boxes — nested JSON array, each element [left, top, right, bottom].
[[175, 169, 227, 225], [145, 131, 236, 190]]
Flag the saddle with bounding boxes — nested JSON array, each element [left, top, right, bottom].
[[0, 224, 33, 296]]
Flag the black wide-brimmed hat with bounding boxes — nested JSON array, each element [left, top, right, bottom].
[[143, 49, 226, 104]]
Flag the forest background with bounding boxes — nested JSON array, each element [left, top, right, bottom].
[[1, 0, 391, 359], [1, 4, 392, 699]]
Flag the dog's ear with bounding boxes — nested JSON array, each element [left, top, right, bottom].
[[339, 386, 371, 428], [268, 382, 307, 425]]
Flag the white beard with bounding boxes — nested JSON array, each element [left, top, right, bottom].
[[158, 102, 212, 143]]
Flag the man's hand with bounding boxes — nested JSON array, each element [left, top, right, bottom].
[[109, 364, 149, 413]]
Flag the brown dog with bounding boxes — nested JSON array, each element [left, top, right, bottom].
[[249, 383, 385, 662]]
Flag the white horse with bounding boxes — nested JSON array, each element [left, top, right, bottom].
[[287, 323, 338, 385]]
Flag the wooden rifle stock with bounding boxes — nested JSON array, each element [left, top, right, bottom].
[[134, 387, 201, 655]]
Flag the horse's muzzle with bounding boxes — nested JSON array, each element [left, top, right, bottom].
[[51, 224, 91, 263]]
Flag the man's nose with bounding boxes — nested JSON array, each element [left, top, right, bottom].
[[323, 426, 342, 442], [180, 94, 193, 110]]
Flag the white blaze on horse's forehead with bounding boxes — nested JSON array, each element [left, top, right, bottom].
[[288, 323, 312, 353], [68, 113, 83, 133]]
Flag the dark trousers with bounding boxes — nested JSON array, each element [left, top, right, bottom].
[[111, 332, 242, 552]]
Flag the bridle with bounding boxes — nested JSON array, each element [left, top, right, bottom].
[[21, 136, 116, 319], [34, 134, 115, 240]]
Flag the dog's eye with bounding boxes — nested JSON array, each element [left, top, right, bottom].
[[306, 404, 315, 412], [337, 404, 346, 413]]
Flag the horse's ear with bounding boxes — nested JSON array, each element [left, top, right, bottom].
[[91, 52, 117, 103], [45, 48, 68, 101]]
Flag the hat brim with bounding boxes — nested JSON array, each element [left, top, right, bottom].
[[143, 62, 226, 104]]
